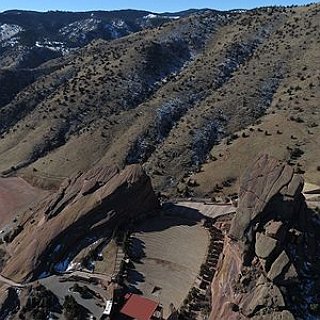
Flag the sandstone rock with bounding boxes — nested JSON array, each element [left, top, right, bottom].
[[0, 288, 9, 309], [267, 251, 290, 282], [2, 164, 159, 282], [44, 166, 120, 219], [255, 232, 279, 259], [209, 239, 243, 320], [266, 255, 298, 286], [251, 310, 295, 320], [241, 283, 285, 317], [283, 263, 298, 284], [209, 155, 309, 320], [264, 220, 286, 242], [286, 174, 304, 198], [229, 154, 304, 242]]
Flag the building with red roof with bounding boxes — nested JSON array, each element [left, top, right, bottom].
[[120, 293, 163, 320]]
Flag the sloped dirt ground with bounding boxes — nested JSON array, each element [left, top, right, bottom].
[[0, 176, 49, 228]]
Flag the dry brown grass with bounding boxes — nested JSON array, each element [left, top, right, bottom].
[[0, 4, 319, 195]]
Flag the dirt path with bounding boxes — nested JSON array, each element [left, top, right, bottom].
[[176, 201, 236, 218], [0, 269, 111, 288], [0, 274, 25, 288]]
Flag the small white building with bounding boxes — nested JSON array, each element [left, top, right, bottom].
[[103, 300, 113, 316]]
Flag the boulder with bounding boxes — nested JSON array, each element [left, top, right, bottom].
[[264, 220, 286, 242], [286, 174, 304, 197], [241, 283, 285, 317], [283, 263, 298, 284], [255, 232, 279, 260], [267, 251, 290, 281], [251, 310, 295, 320]]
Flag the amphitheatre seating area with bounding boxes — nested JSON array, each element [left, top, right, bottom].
[[128, 213, 209, 318]]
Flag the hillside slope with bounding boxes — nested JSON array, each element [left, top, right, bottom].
[[0, 4, 319, 198]]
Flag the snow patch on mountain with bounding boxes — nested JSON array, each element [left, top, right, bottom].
[[0, 24, 23, 42], [145, 14, 158, 19], [35, 40, 70, 54], [144, 13, 180, 20], [60, 18, 101, 40], [104, 19, 131, 39], [112, 19, 126, 28], [229, 9, 248, 13]]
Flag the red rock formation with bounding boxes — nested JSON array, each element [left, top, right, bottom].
[[1, 164, 159, 282], [210, 155, 319, 320]]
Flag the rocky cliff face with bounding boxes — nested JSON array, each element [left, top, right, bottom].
[[210, 154, 320, 320], [1, 164, 159, 282]]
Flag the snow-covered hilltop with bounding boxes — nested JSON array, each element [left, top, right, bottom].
[[0, 24, 23, 43], [0, 9, 204, 66], [0, 9, 220, 51]]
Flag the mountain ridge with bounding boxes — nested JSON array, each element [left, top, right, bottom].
[[0, 3, 319, 198]]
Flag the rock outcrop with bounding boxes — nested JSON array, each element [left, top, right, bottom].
[[210, 155, 320, 320], [1, 164, 159, 282]]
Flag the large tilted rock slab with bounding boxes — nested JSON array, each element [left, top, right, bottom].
[[43, 165, 120, 219], [2, 164, 159, 282], [210, 155, 306, 320], [229, 154, 304, 242]]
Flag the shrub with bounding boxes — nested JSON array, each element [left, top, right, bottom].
[[290, 147, 304, 160], [23, 285, 61, 318], [63, 295, 89, 320]]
